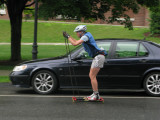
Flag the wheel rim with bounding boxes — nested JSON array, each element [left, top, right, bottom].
[[146, 74, 160, 95], [34, 73, 54, 93]]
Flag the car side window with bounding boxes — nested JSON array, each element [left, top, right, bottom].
[[138, 43, 148, 56], [78, 42, 111, 59], [79, 50, 90, 59], [115, 42, 139, 58], [98, 42, 111, 52]]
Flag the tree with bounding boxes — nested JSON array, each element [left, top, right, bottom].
[[39, 0, 160, 30], [0, 0, 159, 61], [0, 0, 35, 61], [149, 6, 160, 35]]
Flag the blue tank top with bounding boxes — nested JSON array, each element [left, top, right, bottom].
[[82, 32, 107, 58]]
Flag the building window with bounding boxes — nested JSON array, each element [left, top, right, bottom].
[[0, 4, 6, 15]]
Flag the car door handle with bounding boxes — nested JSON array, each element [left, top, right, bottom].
[[139, 59, 148, 63]]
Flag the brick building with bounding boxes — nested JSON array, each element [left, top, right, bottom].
[[0, 4, 150, 27], [101, 7, 150, 26]]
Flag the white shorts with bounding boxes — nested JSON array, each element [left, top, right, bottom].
[[91, 54, 105, 68]]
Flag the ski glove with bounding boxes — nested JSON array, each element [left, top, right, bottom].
[[63, 31, 70, 39]]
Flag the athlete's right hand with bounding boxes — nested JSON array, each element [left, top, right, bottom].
[[63, 31, 70, 39]]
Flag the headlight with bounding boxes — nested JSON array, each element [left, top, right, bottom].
[[13, 65, 27, 72]]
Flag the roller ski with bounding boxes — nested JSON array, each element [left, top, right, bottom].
[[72, 93, 104, 103], [72, 97, 104, 103]]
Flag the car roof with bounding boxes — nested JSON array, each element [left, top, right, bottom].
[[95, 38, 146, 42], [95, 38, 160, 48]]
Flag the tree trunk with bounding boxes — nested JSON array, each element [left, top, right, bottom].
[[10, 13, 22, 61], [6, 0, 28, 61]]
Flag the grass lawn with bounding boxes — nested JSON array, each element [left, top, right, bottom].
[[0, 45, 76, 60], [0, 65, 14, 70], [0, 19, 159, 43], [0, 76, 10, 83]]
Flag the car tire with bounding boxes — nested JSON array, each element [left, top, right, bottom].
[[32, 70, 58, 95], [143, 72, 160, 97]]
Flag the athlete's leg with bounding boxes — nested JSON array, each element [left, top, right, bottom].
[[87, 55, 105, 100], [89, 67, 100, 92]]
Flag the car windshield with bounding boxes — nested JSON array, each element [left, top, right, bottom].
[[63, 45, 82, 57], [58, 40, 111, 58]]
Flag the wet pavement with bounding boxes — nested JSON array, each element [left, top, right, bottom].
[[0, 83, 160, 120]]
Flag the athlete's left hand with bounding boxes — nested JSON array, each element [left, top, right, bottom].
[[63, 31, 70, 39]]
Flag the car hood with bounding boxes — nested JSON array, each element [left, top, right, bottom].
[[18, 56, 68, 65]]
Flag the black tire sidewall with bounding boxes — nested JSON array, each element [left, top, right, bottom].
[[143, 72, 160, 97], [32, 70, 57, 95]]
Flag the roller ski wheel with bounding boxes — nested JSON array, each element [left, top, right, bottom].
[[72, 97, 77, 102]]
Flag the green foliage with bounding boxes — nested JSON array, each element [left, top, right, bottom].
[[39, 0, 91, 20], [39, 0, 159, 30], [136, 0, 160, 8], [23, 6, 35, 20], [149, 5, 160, 35], [0, 4, 5, 9], [0, 0, 5, 6], [24, 7, 34, 15]]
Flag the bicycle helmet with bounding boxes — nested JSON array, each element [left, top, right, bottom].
[[74, 25, 87, 32]]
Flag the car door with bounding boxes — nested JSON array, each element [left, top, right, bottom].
[[69, 41, 113, 88], [101, 40, 150, 88]]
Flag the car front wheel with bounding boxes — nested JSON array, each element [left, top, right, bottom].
[[32, 70, 58, 95], [144, 72, 160, 97]]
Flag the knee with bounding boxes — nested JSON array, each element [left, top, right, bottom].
[[89, 73, 95, 80], [89, 73, 92, 79]]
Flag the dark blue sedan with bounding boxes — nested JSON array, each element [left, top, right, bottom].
[[10, 39, 160, 96]]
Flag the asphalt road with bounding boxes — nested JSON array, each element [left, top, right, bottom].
[[0, 83, 160, 120]]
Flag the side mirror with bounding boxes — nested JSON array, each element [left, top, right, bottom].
[[72, 54, 86, 61], [72, 56, 82, 61]]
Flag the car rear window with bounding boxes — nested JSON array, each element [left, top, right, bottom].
[[115, 42, 148, 58], [138, 43, 148, 56]]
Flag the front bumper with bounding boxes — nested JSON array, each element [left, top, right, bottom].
[[9, 72, 31, 88]]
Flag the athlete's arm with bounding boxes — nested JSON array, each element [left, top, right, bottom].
[[68, 36, 84, 46]]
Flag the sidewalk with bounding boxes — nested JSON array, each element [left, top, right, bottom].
[[0, 70, 11, 76]]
